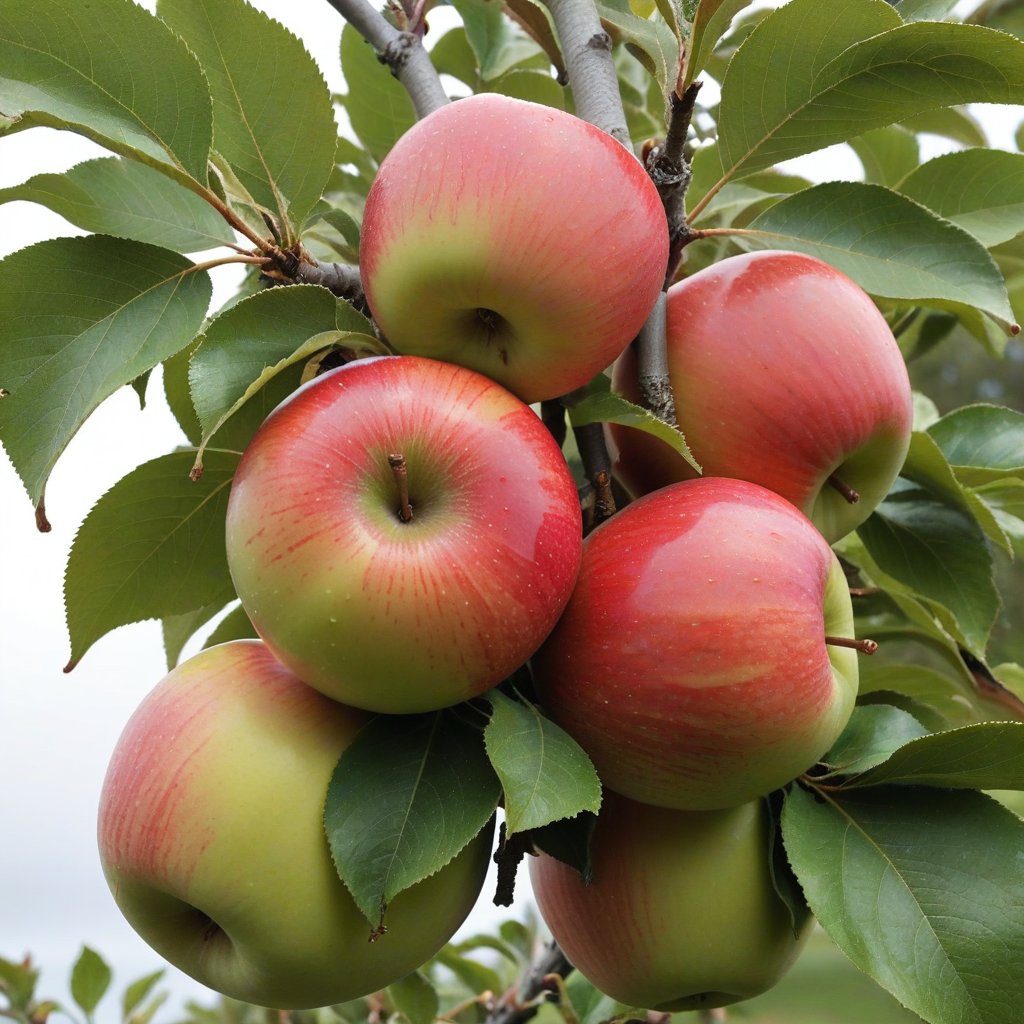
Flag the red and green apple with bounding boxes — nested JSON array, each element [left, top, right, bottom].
[[532, 477, 861, 810], [98, 640, 493, 1009], [225, 355, 583, 714], [360, 94, 669, 403], [611, 250, 913, 542]]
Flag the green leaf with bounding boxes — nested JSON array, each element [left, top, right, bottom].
[[454, 0, 547, 82], [0, 158, 232, 252], [340, 24, 416, 163], [0, 956, 39, 1011], [70, 947, 112, 1019], [837, 722, 1024, 790], [597, 0, 680, 93], [859, 662, 999, 729], [530, 811, 598, 881], [858, 480, 1000, 655], [483, 691, 602, 834], [895, 0, 960, 21], [710, 1, 1024, 197], [568, 374, 700, 473], [742, 181, 1017, 333], [325, 712, 500, 931], [188, 285, 378, 474], [157, 0, 337, 236], [64, 449, 238, 671], [899, 106, 986, 147], [901, 430, 1011, 554], [847, 125, 921, 187], [783, 784, 1024, 1024], [387, 972, 439, 1024], [684, 0, 756, 89], [926, 404, 1024, 485], [121, 970, 165, 1022], [896, 149, 1024, 248], [819, 705, 930, 779], [490, 69, 567, 108], [0, 0, 211, 188], [432, 946, 505, 997], [162, 591, 234, 668], [201, 603, 257, 650], [0, 236, 211, 514]]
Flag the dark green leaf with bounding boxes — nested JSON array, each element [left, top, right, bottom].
[[120, 970, 165, 1022], [783, 784, 1024, 1024], [530, 811, 597, 882], [64, 450, 238, 670], [897, 149, 1024, 247], [70, 947, 111, 1019], [857, 480, 1000, 655], [858, 662, 993, 729], [158, 0, 337, 235], [838, 722, 1024, 790], [0, 236, 211, 512], [387, 972, 438, 1024], [340, 24, 415, 163], [325, 713, 500, 930], [709, 2, 1024, 201], [0, 158, 231, 251], [819, 705, 930, 779], [483, 691, 601, 834], [0, 0, 211, 187], [742, 182, 1017, 333], [926, 404, 1024, 485]]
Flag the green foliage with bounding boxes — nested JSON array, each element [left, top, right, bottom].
[[3, 0, 1024, 1020]]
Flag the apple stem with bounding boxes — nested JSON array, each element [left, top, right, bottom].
[[827, 473, 860, 504], [825, 635, 879, 655], [388, 453, 414, 522]]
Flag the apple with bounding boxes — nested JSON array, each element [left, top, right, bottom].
[[610, 250, 913, 543], [225, 355, 583, 714], [359, 94, 669, 403], [532, 477, 861, 811], [529, 792, 812, 1012], [531, 794, 812, 1012], [98, 640, 494, 1009]]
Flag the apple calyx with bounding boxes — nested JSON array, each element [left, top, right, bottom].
[[387, 452, 414, 523], [825, 635, 879, 655], [827, 473, 861, 505]]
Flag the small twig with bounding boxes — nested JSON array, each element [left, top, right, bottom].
[[323, 0, 448, 117], [485, 940, 574, 1024], [572, 422, 615, 529]]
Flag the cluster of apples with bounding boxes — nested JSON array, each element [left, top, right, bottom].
[[97, 95, 914, 1013]]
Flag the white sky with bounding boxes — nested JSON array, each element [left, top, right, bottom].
[[0, 0, 1019, 1020]]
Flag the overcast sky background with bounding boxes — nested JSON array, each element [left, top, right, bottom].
[[1, 0, 1019, 1020]]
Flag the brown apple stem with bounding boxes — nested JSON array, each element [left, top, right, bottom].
[[827, 473, 860, 504], [388, 453, 414, 522], [825, 635, 879, 655]]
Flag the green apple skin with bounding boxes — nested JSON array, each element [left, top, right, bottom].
[[611, 250, 913, 543], [98, 641, 494, 1010], [530, 793, 813, 1012], [225, 355, 582, 714], [532, 477, 859, 811], [360, 94, 669, 404]]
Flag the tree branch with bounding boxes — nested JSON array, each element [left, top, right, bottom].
[[541, 0, 630, 146], [323, 0, 448, 117], [633, 292, 676, 426], [485, 940, 574, 1024]]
